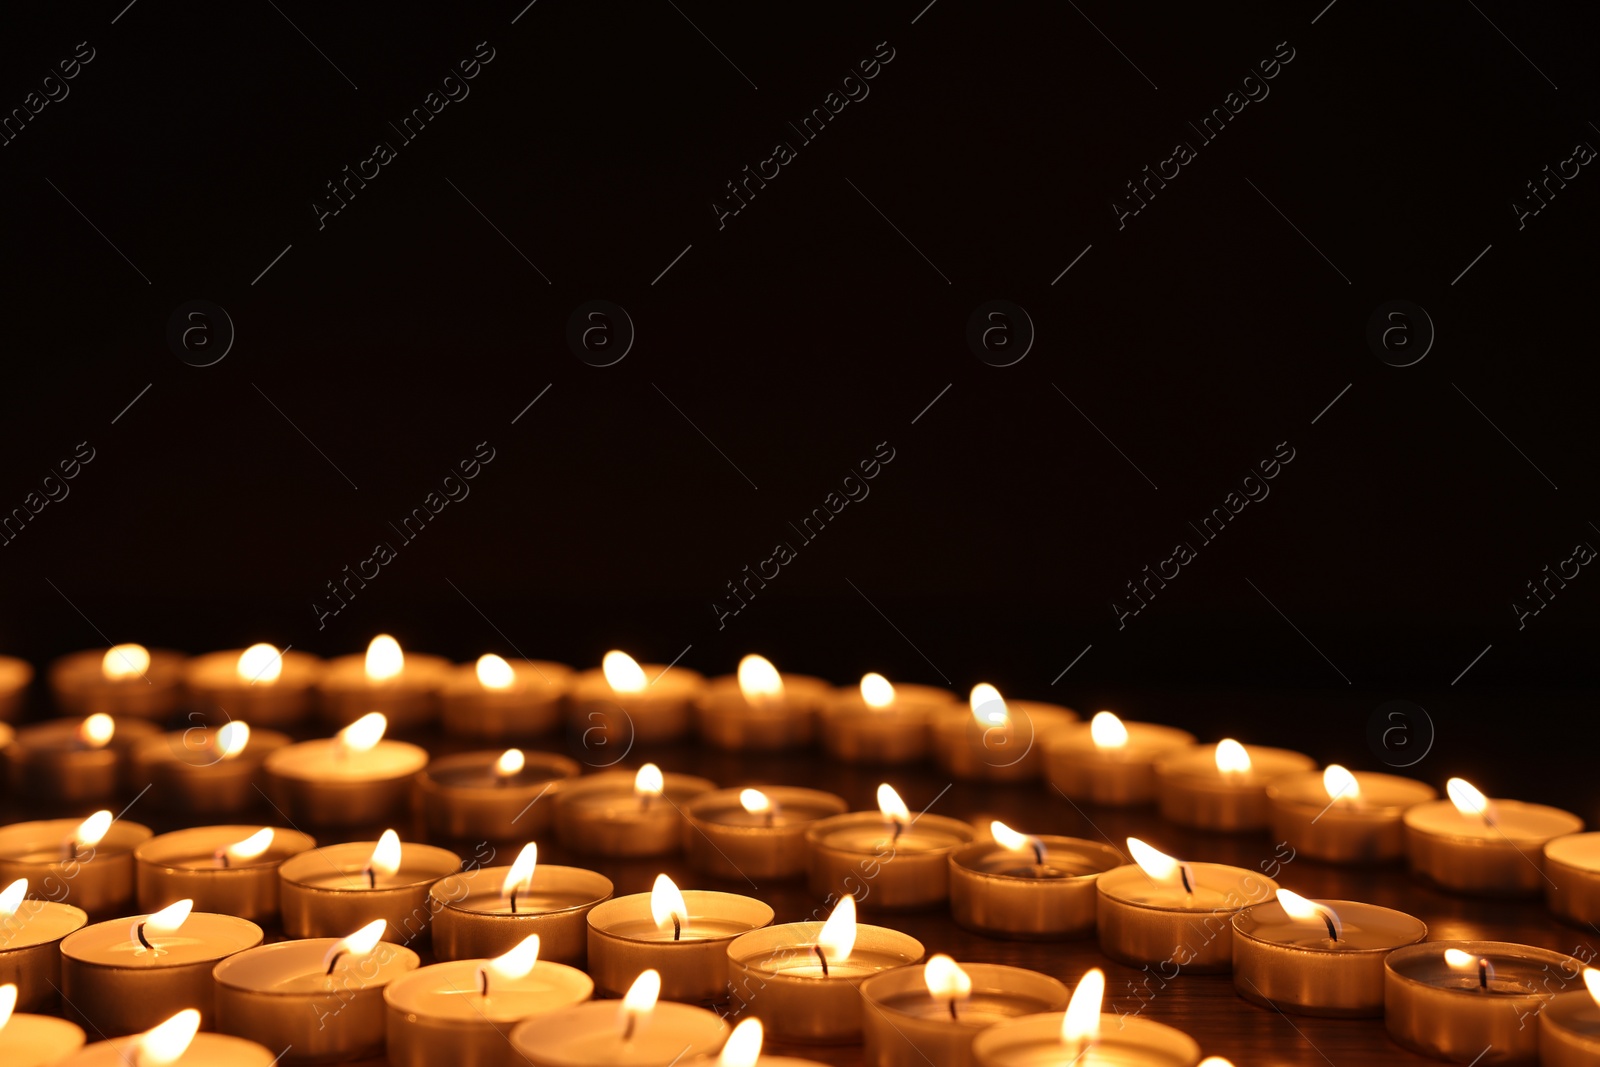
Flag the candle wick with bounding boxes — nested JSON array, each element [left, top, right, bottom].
[[948, 998, 958, 1021], [672, 914, 682, 941], [479, 969, 489, 996], [622, 1013, 637, 1042], [1321, 912, 1339, 942], [366, 866, 376, 890], [1030, 841, 1044, 867], [813, 944, 830, 977], [509, 888, 519, 914], [1178, 864, 1194, 895], [891, 819, 904, 845], [136, 922, 153, 951], [218, 851, 231, 869], [325, 950, 346, 976], [640, 794, 653, 812], [765, 810, 775, 828], [1479, 959, 1489, 990], [62, 840, 78, 863]]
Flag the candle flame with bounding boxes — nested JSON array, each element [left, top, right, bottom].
[[1127, 837, 1194, 892], [216, 721, 251, 761], [635, 763, 665, 799], [816, 893, 857, 962], [236, 643, 283, 684], [76, 810, 114, 849], [989, 820, 1032, 853], [102, 644, 150, 680], [876, 783, 910, 826], [1199, 1060, 1237, 1067], [502, 842, 537, 900], [476, 653, 515, 690], [0, 983, 14, 1032], [1275, 889, 1342, 939], [365, 634, 405, 681], [923, 954, 972, 1001], [1215, 739, 1251, 774], [1061, 968, 1105, 1046], [1584, 967, 1600, 1009], [739, 789, 771, 815], [620, 969, 661, 1037], [141, 899, 194, 938], [1090, 711, 1129, 749], [860, 672, 895, 708], [136, 1009, 201, 1066], [338, 712, 387, 754], [368, 831, 402, 879], [1322, 764, 1360, 804], [603, 651, 648, 694], [324, 919, 387, 971], [1447, 778, 1494, 821], [651, 874, 688, 936], [495, 749, 525, 779], [718, 1018, 764, 1067], [224, 828, 275, 863], [486, 934, 541, 981], [737, 654, 785, 704], [1444, 948, 1494, 984], [969, 683, 1009, 727], [78, 713, 115, 749], [0, 879, 25, 920]]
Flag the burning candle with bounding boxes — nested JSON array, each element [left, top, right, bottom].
[[1404, 776, 1584, 895], [133, 825, 315, 921], [971, 968, 1202, 1067], [696, 655, 832, 751], [0, 811, 152, 919], [430, 842, 614, 967], [1043, 711, 1196, 806], [569, 650, 707, 747], [683, 786, 848, 880], [1545, 832, 1600, 926], [130, 721, 291, 813], [317, 634, 451, 732], [278, 829, 461, 941], [931, 684, 1076, 782], [0, 982, 86, 1067], [948, 821, 1124, 939], [860, 955, 1070, 1067], [1385, 940, 1585, 1063], [0, 878, 88, 1011], [685, 1018, 829, 1067], [805, 783, 975, 910], [384, 934, 594, 1067], [413, 748, 580, 843], [1155, 739, 1315, 832], [1230, 888, 1426, 1016], [552, 764, 716, 857], [1266, 764, 1437, 863], [214, 920, 419, 1065], [725, 894, 925, 1043], [510, 969, 728, 1067], [1543, 968, 1600, 1067], [183, 644, 321, 728], [587, 873, 773, 1003], [1096, 837, 1277, 972], [60, 899, 262, 1035], [49, 644, 186, 720], [440, 654, 572, 741], [0, 656, 33, 723], [262, 712, 429, 827], [820, 673, 954, 764], [5, 714, 162, 805], [57, 1008, 274, 1066]]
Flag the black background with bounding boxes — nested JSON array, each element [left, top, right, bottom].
[[0, 3, 1595, 812]]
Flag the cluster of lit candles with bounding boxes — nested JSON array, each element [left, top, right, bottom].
[[0, 638, 1596, 1067]]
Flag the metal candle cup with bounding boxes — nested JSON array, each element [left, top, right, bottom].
[[948, 836, 1124, 939], [58, 1032, 274, 1067], [683, 787, 847, 880], [1545, 833, 1600, 925], [0, 655, 33, 723], [725, 921, 925, 1043], [930, 702, 1076, 783], [384, 957, 593, 1067], [439, 659, 572, 740], [413, 751, 579, 842], [5, 717, 162, 806], [1043, 720, 1195, 806], [806, 812, 975, 910], [820, 684, 954, 764], [1385, 940, 1584, 1064], [1266, 770, 1437, 863], [587, 890, 774, 1003], [1096, 862, 1278, 972], [510, 999, 728, 1067], [695, 673, 832, 750], [278, 840, 461, 941], [130, 727, 291, 813], [214, 937, 420, 1065], [552, 770, 716, 857], [430, 864, 613, 966], [1154, 744, 1315, 831], [262, 736, 429, 828], [0, 818, 152, 920], [134, 825, 317, 921], [0, 1012, 85, 1067], [0, 898, 89, 1011], [317, 650, 452, 731], [1403, 797, 1582, 895], [60, 911, 262, 1035], [1231, 898, 1426, 1016], [48, 647, 186, 720], [1541, 987, 1600, 1067], [568, 664, 707, 746], [184, 648, 323, 727], [859, 964, 1069, 1067], [970, 1011, 1201, 1067]]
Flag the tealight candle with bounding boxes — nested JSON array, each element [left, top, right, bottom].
[[1542, 968, 1600, 1067], [805, 783, 975, 910], [552, 764, 716, 857], [6, 714, 161, 805], [860, 956, 1070, 1067], [820, 674, 954, 765], [0, 656, 33, 722], [317, 634, 451, 731], [683, 786, 848, 880], [930, 684, 1076, 782], [60, 900, 262, 1034], [695, 655, 832, 751], [1404, 777, 1583, 894], [971, 968, 1202, 1067], [0, 812, 152, 919], [430, 843, 613, 966], [59, 1009, 273, 1067], [510, 969, 728, 1067], [568, 650, 707, 747], [413, 748, 580, 842], [130, 721, 291, 813], [0, 982, 87, 1067], [385, 935, 593, 1067], [214, 921, 420, 1065], [134, 825, 315, 921], [587, 874, 774, 1003], [183, 644, 322, 728], [49, 644, 186, 720], [948, 821, 1124, 939], [1155, 739, 1315, 831], [725, 895, 925, 1043], [1545, 832, 1600, 926], [0, 879, 89, 1011], [1043, 711, 1196, 806], [1231, 889, 1426, 1016], [1266, 764, 1438, 863], [439, 654, 572, 740], [1097, 837, 1277, 972], [262, 712, 429, 827], [278, 830, 461, 940], [1385, 940, 1585, 1063]]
